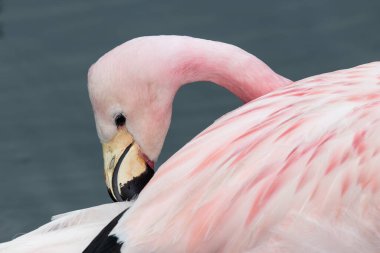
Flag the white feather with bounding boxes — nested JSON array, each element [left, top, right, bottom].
[[0, 202, 131, 253]]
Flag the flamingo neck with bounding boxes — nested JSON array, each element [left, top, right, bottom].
[[170, 38, 291, 103]]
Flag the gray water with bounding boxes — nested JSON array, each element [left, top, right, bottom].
[[0, 0, 379, 242]]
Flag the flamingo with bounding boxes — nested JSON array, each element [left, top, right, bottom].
[[2, 35, 380, 253]]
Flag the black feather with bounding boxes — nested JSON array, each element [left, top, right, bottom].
[[83, 208, 128, 253]]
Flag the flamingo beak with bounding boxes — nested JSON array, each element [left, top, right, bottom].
[[102, 128, 154, 202]]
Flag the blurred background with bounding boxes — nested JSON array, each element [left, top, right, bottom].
[[0, 0, 379, 241]]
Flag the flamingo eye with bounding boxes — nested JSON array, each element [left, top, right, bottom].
[[115, 114, 126, 127]]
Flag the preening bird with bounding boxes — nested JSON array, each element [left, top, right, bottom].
[[1, 36, 380, 253]]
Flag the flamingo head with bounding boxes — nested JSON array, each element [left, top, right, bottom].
[[87, 37, 182, 202], [87, 35, 290, 202]]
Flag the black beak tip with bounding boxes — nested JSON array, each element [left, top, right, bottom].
[[118, 166, 155, 201], [109, 143, 155, 202], [107, 187, 118, 202]]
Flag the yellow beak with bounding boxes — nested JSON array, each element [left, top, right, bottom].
[[102, 128, 154, 202]]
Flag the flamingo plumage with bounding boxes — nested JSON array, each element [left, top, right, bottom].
[[1, 36, 380, 253]]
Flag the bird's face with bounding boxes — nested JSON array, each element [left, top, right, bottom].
[[87, 43, 174, 202], [100, 120, 154, 202]]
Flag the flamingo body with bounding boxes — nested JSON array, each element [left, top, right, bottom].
[[112, 62, 380, 252]]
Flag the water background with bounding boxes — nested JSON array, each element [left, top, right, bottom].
[[0, 0, 379, 241]]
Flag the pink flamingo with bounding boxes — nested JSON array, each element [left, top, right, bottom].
[[2, 36, 380, 253]]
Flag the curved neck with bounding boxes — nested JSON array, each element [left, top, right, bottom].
[[170, 38, 291, 103]]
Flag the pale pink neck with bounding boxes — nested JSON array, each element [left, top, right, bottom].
[[170, 38, 291, 103]]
